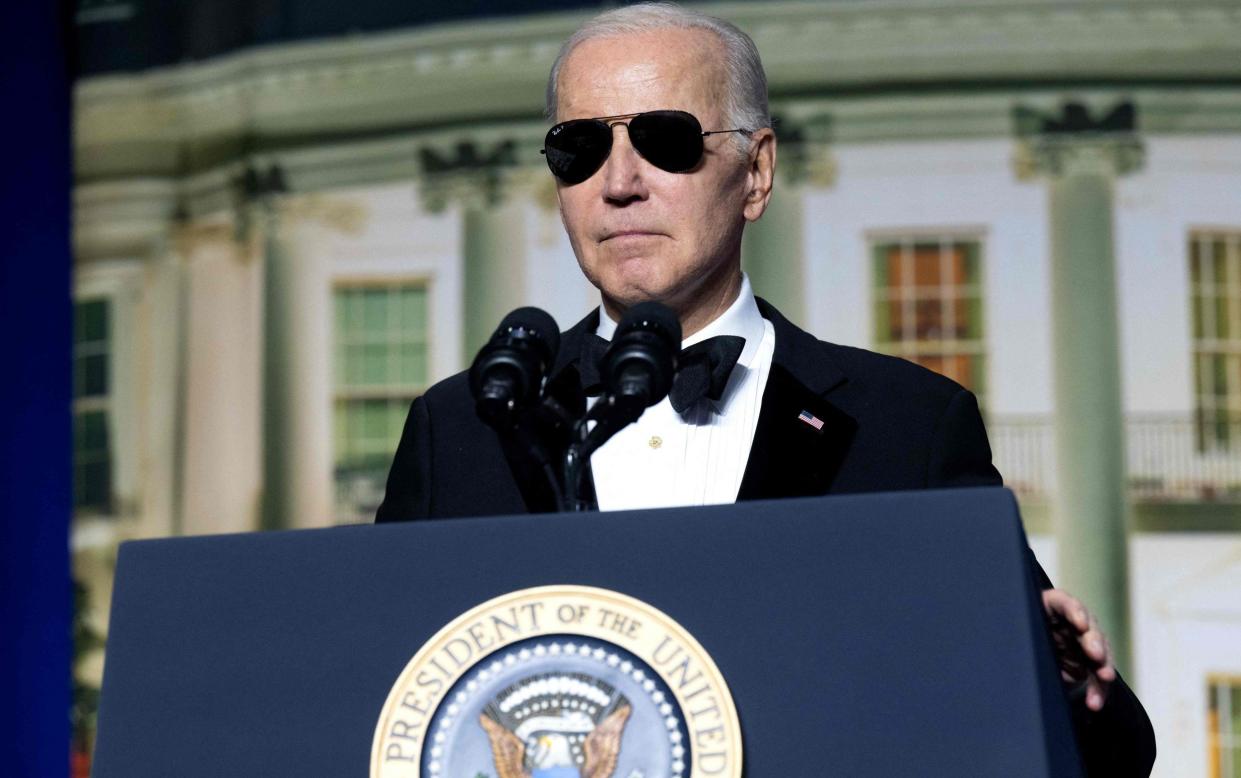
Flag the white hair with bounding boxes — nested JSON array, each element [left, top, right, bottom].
[[545, 2, 771, 152]]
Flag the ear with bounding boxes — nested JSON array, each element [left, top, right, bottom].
[[742, 127, 776, 223]]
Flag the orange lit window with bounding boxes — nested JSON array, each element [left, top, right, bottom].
[[873, 236, 986, 405]]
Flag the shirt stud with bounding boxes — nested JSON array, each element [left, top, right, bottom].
[[648, 435, 663, 450]]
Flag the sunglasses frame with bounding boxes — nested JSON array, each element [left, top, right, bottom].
[[540, 110, 752, 185]]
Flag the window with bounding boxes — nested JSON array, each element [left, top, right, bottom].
[[333, 283, 429, 522], [873, 236, 986, 402], [1209, 677, 1241, 778], [1191, 232, 1241, 452], [73, 299, 111, 514]]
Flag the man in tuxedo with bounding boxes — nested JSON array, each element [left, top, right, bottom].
[[377, 3, 1154, 773]]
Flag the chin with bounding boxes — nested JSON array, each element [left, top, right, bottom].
[[591, 263, 673, 305]]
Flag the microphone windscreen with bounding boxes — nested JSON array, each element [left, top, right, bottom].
[[616, 301, 681, 348], [494, 306, 561, 359]]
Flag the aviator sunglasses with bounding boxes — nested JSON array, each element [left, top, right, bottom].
[[541, 110, 751, 185]]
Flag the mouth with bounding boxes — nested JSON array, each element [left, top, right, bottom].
[[600, 230, 664, 243]]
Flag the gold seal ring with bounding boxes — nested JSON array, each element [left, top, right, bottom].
[[371, 585, 741, 778]]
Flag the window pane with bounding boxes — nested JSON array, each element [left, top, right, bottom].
[[80, 355, 108, 398], [361, 343, 388, 385], [914, 298, 943, 339], [1232, 684, 1241, 735], [1193, 290, 1206, 340], [957, 294, 983, 339], [362, 288, 387, 333], [885, 248, 905, 288], [1213, 354, 1229, 399], [1215, 240, 1230, 288], [961, 242, 981, 285], [75, 300, 107, 344], [73, 410, 110, 512], [398, 287, 427, 337], [362, 399, 387, 439], [73, 300, 110, 399], [946, 354, 973, 387], [886, 299, 906, 342], [873, 300, 891, 346], [398, 344, 427, 385], [916, 355, 944, 375]]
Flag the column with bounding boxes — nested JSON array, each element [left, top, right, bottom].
[[101, 263, 144, 524], [417, 139, 530, 362], [742, 184, 806, 324], [462, 198, 527, 358], [1020, 117, 1143, 667], [178, 219, 264, 536], [261, 195, 338, 530], [142, 246, 186, 538]]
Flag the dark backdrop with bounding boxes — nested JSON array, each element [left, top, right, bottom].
[[0, 3, 73, 778], [75, 0, 607, 76]]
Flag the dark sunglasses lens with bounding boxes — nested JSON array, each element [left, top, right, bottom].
[[544, 120, 612, 184], [629, 111, 704, 173]]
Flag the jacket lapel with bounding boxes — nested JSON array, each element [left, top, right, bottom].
[[737, 300, 857, 501]]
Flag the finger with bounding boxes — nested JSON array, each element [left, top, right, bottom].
[[1069, 604, 1091, 632], [1085, 672, 1113, 711], [1081, 629, 1108, 665], [1095, 634, 1117, 684], [1085, 676, 1106, 711], [1043, 590, 1091, 633]]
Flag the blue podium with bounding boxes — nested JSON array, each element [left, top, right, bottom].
[[93, 487, 1082, 776]]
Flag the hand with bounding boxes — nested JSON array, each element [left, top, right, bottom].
[[1041, 589, 1116, 712]]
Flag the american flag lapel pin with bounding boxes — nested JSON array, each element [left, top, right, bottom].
[[798, 409, 825, 431]]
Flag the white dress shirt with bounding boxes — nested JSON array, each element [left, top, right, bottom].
[[590, 275, 776, 511]]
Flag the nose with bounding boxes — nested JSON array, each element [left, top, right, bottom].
[[600, 122, 649, 205]]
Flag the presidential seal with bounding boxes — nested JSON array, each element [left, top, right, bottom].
[[371, 586, 741, 778]]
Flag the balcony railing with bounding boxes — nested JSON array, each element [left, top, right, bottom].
[[990, 413, 1241, 502]]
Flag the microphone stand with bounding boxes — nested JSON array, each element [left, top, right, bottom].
[[562, 394, 647, 512]]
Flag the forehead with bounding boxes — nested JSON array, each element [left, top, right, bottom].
[[555, 27, 726, 121]]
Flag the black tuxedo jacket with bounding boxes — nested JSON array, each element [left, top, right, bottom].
[[376, 299, 1154, 776]]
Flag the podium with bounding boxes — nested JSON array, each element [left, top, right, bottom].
[[93, 487, 1082, 776]]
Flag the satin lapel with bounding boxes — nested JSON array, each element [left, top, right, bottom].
[[551, 309, 600, 378], [737, 299, 857, 501]]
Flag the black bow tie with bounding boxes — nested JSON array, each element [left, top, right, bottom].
[[578, 333, 746, 413]]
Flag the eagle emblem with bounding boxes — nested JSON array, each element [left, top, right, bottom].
[[479, 672, 632, 778]]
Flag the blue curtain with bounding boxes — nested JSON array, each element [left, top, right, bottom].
[[0, 3, 72, 777]]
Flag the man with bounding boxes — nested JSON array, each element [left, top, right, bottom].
[[378, 3, 1154, 773]]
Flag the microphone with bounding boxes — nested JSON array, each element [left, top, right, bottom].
[[469, 307, 561, 429], [596, 301, 681, 423]]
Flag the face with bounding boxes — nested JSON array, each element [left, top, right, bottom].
[[553, 28, 775, 333]]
